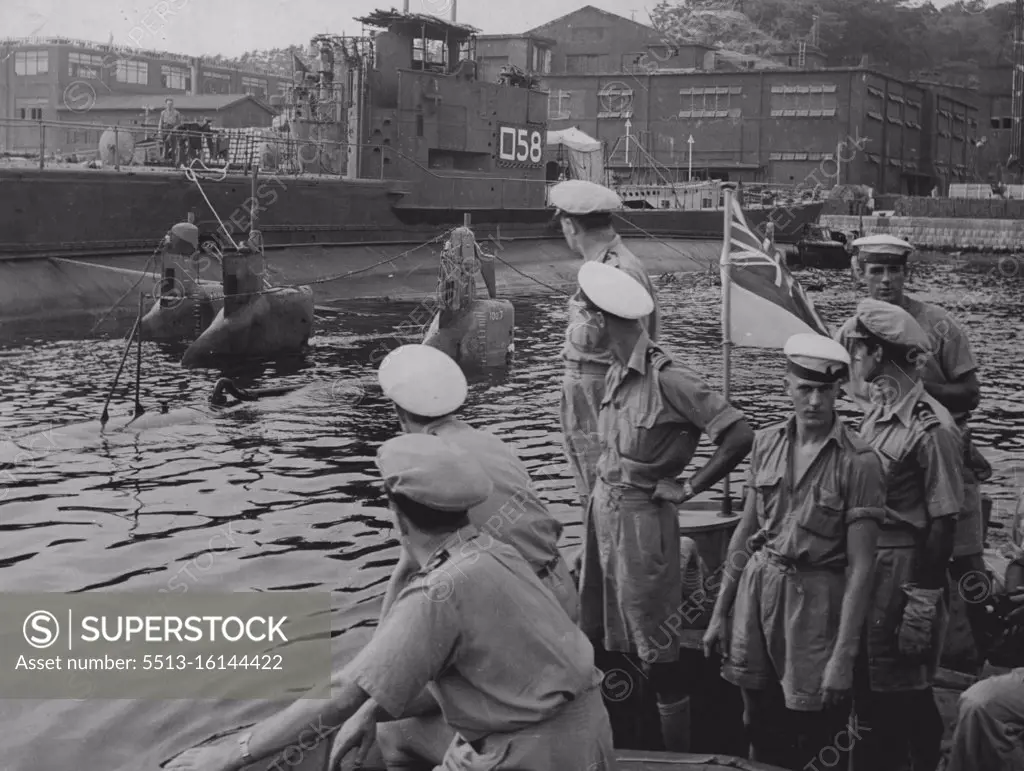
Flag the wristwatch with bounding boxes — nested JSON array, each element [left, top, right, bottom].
[[681, 480, 695, 502], [237, 732, 254, 766]]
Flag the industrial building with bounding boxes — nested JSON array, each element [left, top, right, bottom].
[[0, 38, 288, 154], [0, 7, 1004, 192], [480, 5, 989, 194]]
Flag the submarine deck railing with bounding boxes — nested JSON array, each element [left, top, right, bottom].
[[0, 117, 820, 212]]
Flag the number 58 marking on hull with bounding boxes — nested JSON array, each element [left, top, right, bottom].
[[498, 126, 543, 164]]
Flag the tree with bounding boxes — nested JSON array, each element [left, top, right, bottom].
[[649, 0, 1015, 75], [649, 0, 783, 54]]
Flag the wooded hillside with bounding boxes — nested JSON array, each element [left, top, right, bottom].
[[210, 1, 1017, 86], [650, 0, 1015, 82]]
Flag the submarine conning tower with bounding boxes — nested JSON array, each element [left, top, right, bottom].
[[332, 8, 549, 213]]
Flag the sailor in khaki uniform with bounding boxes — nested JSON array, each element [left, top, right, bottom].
[[840, 234, 990, 653], [841, 297, 965, 771], [373, 344, 582, 769], [575, 260, 753, 752], [167, 434, 616, 771], [376, 343, 579, 622], [708, 334, 886, 771], [549, 180, 661, 525]]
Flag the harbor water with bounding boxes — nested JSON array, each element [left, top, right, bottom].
[[0, 257, 1022, 770]]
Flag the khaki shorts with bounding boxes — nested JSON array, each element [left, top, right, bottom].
[[863, 545, 948, 692], [721, 549, 846, 711], [559, 367, 606, 512], [579, 480, 682, 664]]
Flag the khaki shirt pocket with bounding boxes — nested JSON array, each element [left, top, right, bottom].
[[753, 467, 784, 524], [798, 489, 845, 541]]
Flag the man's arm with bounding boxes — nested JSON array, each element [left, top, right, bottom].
[[820, 450, 885, 703], [362, 689, 441, 722], [918, 425, 964, 588], [689, 420, 755, 495], [248, 580, 458, 767], [709, 485, 760, 621], [921, 371, 980, 415], [831, 451, 886, 663], [379, 550, 419, 621], [658, 366, 754, 495], [245, 676, 372, 765], [832, 519, 880, 661]]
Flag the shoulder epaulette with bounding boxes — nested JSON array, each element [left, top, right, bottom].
[[912, 399, 942, 431], [425, 549, 451, 572], [649, 348, 673, 371]]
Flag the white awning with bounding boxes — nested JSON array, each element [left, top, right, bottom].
[[546, 127, 601, 153]]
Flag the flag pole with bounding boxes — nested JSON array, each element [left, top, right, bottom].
[[720, 184, 735, 517]]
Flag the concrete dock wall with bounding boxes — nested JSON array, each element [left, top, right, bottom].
[[821, 215, 1024, 252]]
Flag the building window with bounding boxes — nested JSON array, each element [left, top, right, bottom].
[[598, 84, 634, 118], [548, 90, 572, 120], [565, 54, 607, 74], [116, 60, 149, 84], [15, 97, 47, 120], [68, 52, 104, 79], [532, 46, 551, 74], [15, 50, 49, 76], [241, 75, 268, 99], [769, 84, 837, 117], [679, 86, 742, 118], [160, 64, 191, 91], [203, 71, 231, 94]]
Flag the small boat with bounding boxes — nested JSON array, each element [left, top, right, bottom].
[[791, 224, 850, 270]]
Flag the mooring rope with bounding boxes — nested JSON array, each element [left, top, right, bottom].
[[610, 212, 719, 273], [184, 161, 240, 252], [87, 246, 162, 334], [480, 245, 571, 296]]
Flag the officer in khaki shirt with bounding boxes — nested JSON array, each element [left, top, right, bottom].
[[549, 180, 661, 523], [167, 434, 616, 771], [574, 260, 753, 753], [840, 234, 990, 653], [707, 333, 886, 771], [841, 297, 965, 771]]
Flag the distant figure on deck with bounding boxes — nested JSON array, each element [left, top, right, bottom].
[[707, 333, 884, 771], [158, 97, 183, 164], [548, 179, 661, 532]]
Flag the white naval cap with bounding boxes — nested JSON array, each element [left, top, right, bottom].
[[378, 344, 468, 417], [548, 179, 623, 215], [784, 333, 851, 384], [852, 234, 914, 263], [577, 261, 654, 320]]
